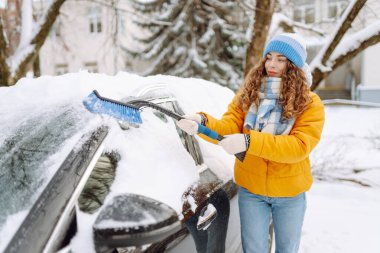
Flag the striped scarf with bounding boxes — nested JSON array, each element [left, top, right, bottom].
[[243, 77, 295, 135]]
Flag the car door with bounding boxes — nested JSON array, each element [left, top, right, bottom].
[[131, 88, 239, 252]]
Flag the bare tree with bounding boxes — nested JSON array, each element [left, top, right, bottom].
[[0, 0, 66, 86]]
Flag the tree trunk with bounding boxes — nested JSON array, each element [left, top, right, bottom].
[[33, 54, 41, 77], [0, 0, 66, 86], [0, 19, 10, 86], [244, 0, 275, 77], [12, 0, 66, 85]]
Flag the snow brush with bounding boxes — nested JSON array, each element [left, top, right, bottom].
[[83, 90, 246, 162]]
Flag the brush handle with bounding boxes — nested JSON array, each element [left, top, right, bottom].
[[124, 98, 247, 162], [197, 124, 246, 162], [197, 124, 223, 141]]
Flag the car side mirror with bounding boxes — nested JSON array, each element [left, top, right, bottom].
[[93, 194, 181, 253]]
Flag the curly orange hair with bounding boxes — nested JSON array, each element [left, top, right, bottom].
[[236, 58, 312, 120]]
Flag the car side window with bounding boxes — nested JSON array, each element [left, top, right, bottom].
[[152, 100, 204, 166]]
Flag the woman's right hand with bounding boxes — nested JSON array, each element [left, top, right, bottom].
[[176, 114, 202, 135]]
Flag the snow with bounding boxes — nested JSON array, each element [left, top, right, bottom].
[[100, 114, 199, 212], [8, 45, 34, 75], [269, 13, 325, 40], [19, 0, 33, 48], [70, 208, 97, 253], [330, 20, 380, 63], [319, 106, 380, 137], [1, 72, 380, 252], [310, 106, 380, 185], [0, 210, 29, 252], [300, 182, 380, 253], [302, 104, 380, 252]]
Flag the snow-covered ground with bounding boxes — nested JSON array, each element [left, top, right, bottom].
[[1, 72, 380, 252], [302, 105, 380, 252], [310, 105, 380, 189], [300, 182, 380, 253]]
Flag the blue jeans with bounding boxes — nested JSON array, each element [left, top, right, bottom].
[[238, 187, 306, 253]]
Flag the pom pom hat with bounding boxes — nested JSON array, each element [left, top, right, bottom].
[[263, 33, 307, 67], [264, 33, 312, 85]]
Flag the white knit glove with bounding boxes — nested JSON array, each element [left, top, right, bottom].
[[176, 114, 202, 135], [219, 134, 248, 155]]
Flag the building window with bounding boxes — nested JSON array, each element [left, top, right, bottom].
[[294, 0, 314, 4], [294, 3, 315, 24], [293, 0, 316, 24], [50, 19, 61, 37], [55, 64, 68, 75], [84, 62, 98, 72], [305, 6, 315, 23], [8, 2, 15, 11], [118, 11, 126, 35], [327, 0, 348, 19], [89, 6, 102, 34], [0, 0, 7, 9]]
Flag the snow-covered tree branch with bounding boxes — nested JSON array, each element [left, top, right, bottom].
[[0, 0, 66, 86], [270, 13, 326, 37], [315, 21, 380, 89], [309, 0, 368, 90]]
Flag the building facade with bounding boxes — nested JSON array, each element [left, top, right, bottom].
[[35, 0, 129, 76]]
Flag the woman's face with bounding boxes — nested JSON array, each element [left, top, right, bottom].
[[265, 52, 288, 78]]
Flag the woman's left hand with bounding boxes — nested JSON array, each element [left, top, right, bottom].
[[219, 134, 249, 155]]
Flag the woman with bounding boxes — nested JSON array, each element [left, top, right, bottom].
[[177, 33, 325, 253]]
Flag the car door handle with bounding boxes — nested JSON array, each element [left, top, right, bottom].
[[197, 203, 217, 230]]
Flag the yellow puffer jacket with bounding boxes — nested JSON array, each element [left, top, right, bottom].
[[200, 92, 325, 197]]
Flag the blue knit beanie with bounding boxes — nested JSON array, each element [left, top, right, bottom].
[[263, 33, 307, 68], [263, 33, 312, 86]]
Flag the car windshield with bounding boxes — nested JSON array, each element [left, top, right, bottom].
[[0, 103, 92, 235]]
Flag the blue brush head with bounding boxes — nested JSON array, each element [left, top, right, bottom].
[[83, 91, 143, 125]]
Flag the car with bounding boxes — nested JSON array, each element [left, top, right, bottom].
[[0, 74, 242, 253]]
